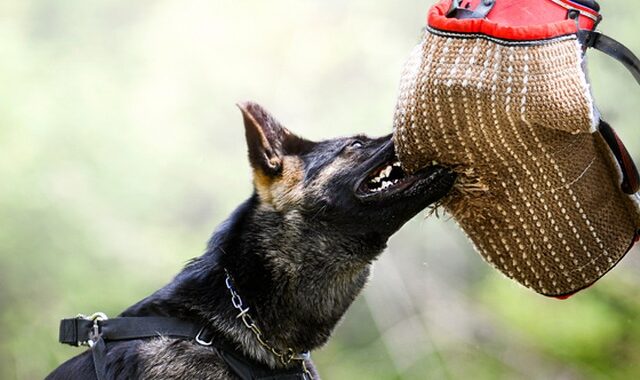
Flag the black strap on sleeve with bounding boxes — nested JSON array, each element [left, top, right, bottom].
[[579, 30, 640, 87], [598, 120, 640, 194], [446, 0, 496, 20], [578, 30, 640, 194]]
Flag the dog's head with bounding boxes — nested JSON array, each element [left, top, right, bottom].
[[239, 101, 456, 240]]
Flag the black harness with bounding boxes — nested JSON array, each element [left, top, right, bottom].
[[58, 315, 311, 380]]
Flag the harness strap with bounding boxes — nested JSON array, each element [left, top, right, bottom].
[[91, 338, 108, 380], [216, 346, 311, 380], [58, 316, 311, 380], [60, 316, 203, 345]]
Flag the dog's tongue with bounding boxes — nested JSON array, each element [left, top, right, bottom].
[[391, 0, 640, 298]]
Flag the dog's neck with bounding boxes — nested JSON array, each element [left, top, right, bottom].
[[123, 195, 388, 368]]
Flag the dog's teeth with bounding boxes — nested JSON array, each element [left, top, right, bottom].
[[367, 162, 405, 193], [383, 165, 393, 177]]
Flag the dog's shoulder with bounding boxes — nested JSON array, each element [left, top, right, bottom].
[[45, 340, 142, 380], [46, 338, 237, 380], [136, 337, 236, 379], [46, 350, 97, 380]]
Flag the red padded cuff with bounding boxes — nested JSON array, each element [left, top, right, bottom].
[[428, 0, 599, 41]]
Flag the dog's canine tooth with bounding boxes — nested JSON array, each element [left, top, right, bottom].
[[365, 159, 411, 194]]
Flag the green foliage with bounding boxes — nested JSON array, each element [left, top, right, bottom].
[[1, 0, 639, 379]]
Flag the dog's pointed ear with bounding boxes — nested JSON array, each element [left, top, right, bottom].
[[237, 101, 311, 177]]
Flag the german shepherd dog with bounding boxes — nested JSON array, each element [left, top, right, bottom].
[[47, 102, 456, 379]]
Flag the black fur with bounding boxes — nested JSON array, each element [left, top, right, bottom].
[[47, 102, 456, 379]]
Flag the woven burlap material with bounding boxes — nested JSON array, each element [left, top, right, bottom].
[[394, 29, 640, 297]]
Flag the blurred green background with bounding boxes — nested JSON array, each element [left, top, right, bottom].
[[2, 0, 640, 379]]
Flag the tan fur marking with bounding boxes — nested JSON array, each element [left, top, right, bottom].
[[311, 157, 349, 190], [254, 156, 305, 211]]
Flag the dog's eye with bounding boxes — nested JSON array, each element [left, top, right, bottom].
[[349, 141, 363, 149]]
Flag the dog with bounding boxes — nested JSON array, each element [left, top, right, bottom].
[[46, 102, 456, 379]]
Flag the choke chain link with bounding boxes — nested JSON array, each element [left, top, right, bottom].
[[224, 270, 311, 377]]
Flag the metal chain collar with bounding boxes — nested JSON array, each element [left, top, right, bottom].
[[224, 269, 311, 376]]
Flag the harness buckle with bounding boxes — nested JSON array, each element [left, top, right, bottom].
[[195, 327, 213, 346], [76, 312, 108, 347]]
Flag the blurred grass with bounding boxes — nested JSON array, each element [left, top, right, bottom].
[[1, 0, 639, 379]]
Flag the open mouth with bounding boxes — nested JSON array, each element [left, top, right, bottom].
[[359, 160, 408, 194], [355, 156, 452, 202]]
